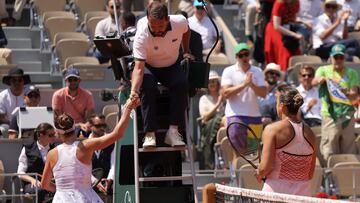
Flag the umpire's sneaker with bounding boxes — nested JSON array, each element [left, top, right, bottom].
[[143, 133, 156, 148], [164, 130, 185, 147]]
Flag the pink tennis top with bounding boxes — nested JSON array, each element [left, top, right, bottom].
[[262, 119, 314, 196]]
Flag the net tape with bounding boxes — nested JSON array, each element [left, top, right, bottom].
[[215, 184, 348, 203]]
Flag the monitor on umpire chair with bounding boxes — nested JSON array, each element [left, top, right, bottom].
[[94, 37, 131, 81]]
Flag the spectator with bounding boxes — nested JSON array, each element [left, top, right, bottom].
[[17, 123, 56, 203], [296, 66, 322, 127], [88, 114, 114, 201], [94, 0, 122, 63], [188, 0, 220, 53], [244, 0, 257, 46], [0, 68, 30, 138], [198, 70, 225, 169], [130, 2, 192, 148], [264, 0, 302, 71], [259, 63, 282, 125], [0, 24, 12, 64], [312, 0, 360, 61], [253, 0, 275, 65], [52, 68, 95, 127], [8, 85, 41, 139], [296, 0, 322, 52], [221, 43, 266, 151], [312, 44, 359, 162], [339, 0, 360, 32], [175, 10, 203, 62], [0, 0, 26, 26]]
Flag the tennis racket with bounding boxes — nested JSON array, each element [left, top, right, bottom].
[[226, 121, 262, 169]]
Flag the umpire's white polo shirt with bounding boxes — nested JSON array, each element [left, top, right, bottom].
[[133, 15, 188, 68]]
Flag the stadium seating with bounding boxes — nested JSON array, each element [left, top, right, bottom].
[[74, 0, 107, 24], [54, 38, 91, 71], [238, 163, 263, 190], [86, 16, 107, 40], [288, 55, 322, 70], [105, 112, 118, 131], [53, 32, 88, 49], [331, 162, 360, 197], [64, 56, 99, 69], [44, 16, 77, 47], [102, 104, 119, 117]]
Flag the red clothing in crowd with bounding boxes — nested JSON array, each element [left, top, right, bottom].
[[264, 0, 301, 71]]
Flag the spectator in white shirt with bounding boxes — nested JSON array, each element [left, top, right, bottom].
[[188, 0, 220, 52], [339, 0, 360, 32], [296, 0, 322, 51], [87, 114, 115, 198], [296, 66, 322, 127], [0, 68, 30, 138], [312, 0, 360, 61], [94, 0, 122, 63], [221, 43, 266, 151], [17, 123, 56, 202]]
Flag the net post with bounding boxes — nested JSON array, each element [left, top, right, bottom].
[[202, 183, 216, 203]]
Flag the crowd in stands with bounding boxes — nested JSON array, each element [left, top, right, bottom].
[[0, 0, 359, 200]]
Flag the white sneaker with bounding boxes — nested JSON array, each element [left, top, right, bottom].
[[164, 130, 185, 147], [143, 134, 156, 148]]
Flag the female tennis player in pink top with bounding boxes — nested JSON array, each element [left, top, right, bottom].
[[256, 87, 316, 196]]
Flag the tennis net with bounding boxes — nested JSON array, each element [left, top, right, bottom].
[[204, 184, 348, 203]]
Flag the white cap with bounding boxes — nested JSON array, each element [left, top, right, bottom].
[[209, 70, 220, 80], [264, 63, 281, 75]]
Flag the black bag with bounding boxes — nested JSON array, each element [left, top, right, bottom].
[[282, 24, 300, 52]]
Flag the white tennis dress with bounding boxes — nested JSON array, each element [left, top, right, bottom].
[[52, 141, 104, 203]]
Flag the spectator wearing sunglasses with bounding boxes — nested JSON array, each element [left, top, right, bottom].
[[8, 85, 41, 139], [52, 68, 95, 131], [221, 43, 266, 151], [87, 114, 114, 201], [94, 0, 122, 63], [17, 122, 56, 203], [0, 68, 30, 138], [188, 0, 222, 55], [296, 66, 322, 127], [259, 63, 282, 125], [312, 44, 359, 162], [312, 0, 360, 61]]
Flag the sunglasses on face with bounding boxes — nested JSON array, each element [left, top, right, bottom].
[[27, 93, 40, 98], [94, 124, 107, 129], [267, 71, 280, 77], [110, 5, 120, 9], [196, 6, 204, 10], [11, 78, 24, 83], [333, 55, 345, 60], [67, 77, 79, 82], [301, 74, 313, 78], [237, 52, 250, 58], [325, 4, 338, 10]]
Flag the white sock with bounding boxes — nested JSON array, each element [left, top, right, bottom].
[[145, 132, 155, 137]]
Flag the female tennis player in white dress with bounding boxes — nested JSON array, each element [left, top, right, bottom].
[[41, 98, 139, 202], [256, 87, 316, 196]]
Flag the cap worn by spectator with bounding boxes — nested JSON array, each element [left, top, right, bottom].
[[234, 43, 250, 55], [324, 0, 342, 10], [2, 68, 31, 86], [64, 68, 80, 80], [330, 44, 346, 56], [24, 85, 40, 97], [193, 0, 207, 6], [208, 70, 220, 80], [264, 63, 282, 75]]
